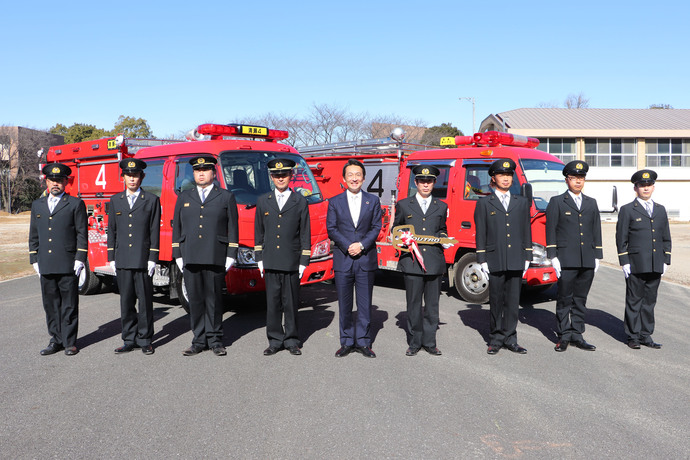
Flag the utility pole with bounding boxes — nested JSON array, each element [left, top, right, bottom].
[[459, 97, 476, 134]]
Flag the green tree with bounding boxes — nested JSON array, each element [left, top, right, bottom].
[[421, 123, 463, 146], [112, 115, 153, 138], [49, 123, 108, 144]]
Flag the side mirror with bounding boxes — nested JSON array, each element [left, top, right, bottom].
[[521, 182, 533, 203], [612, 185, 618, 212]]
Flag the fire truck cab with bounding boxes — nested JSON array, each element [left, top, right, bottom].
[[303, 131, 567, 303], [45, 123, 333, 309]]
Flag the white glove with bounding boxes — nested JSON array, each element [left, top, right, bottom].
[[257, 260, 264, 278], [225, 257, 235, 272], [147, 261, 156, 277], [74, 260, 84, 277], [299, 264, 306, 279], [523, 260, 530, 277], [480, 262, 490, 276], [622, 264, 631, 278], [442, 243, 453, 250], [33, 262, 40, 276], [594, 259, 600, 273], [662, 263, 669, 276], [176, 258, 183, 271], [551, 257, 561, 278], [109, 261, 116, 273]]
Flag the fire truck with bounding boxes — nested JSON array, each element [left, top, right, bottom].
[[301, 130, 567, 304], [44, 123, 333, 309]]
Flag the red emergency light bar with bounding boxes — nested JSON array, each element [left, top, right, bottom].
[[196, 123, 289, 142], [473, 131, 539, 148], [454, 136, 475, 146]]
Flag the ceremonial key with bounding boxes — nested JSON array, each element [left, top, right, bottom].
[[392, 225, 458, 252]]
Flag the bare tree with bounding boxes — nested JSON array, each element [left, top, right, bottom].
[[564, 92, 590, 109]]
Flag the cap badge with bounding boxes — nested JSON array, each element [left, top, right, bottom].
[[51, 167, 60, 174], [128, 161, 136, 168], [576, 163, 583, 170], [642, 172, 650, 179], [276, 162, 283, 169], [422, 168, 429, 175], [197, 158, 205, 164], [502, 161, 510, 168]]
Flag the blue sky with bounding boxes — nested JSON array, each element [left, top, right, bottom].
[[2, 0, 688, 139]]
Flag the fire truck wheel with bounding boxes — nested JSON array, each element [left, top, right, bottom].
[[78, 261, 102, 295], [453, 252, 489, 304], [172, 265, 190, 312]]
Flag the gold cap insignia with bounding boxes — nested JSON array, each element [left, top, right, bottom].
[[197, 158, 205, 164], [503, 161, 510, 168], [128, 161, 136, 168], [276, 162, 283, 169], [422, 168, 429, 175], [642, 172, 650, 179], [51, 167, 60, 174], [576, 163, 583, 170]]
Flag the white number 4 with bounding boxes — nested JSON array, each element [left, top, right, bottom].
[[95, 164, 106, 190]]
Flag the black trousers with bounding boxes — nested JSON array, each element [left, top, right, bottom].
[[264, 270, 300, 348], [403, 273, 441, 349], [183, 264, 225, 348], [624, 272, 661, 343], [116, 268, 154, 346], [488, 271, 522, 347], [334, 267, 375, 347], [555, 268, 595, 342], [40, 273, 79, 348]]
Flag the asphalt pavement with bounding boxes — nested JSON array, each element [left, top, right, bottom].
[[1, 268, 689, 459]]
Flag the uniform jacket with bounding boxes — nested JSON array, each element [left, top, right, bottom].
[[474, 191, 532, 272], [172, 186, 238, 265], [29, 193, 88, 274], [393, 195, 448, 276], [616, 200, 671, 274], [254, 189, 311, 271], [327, 190, 382, 272], [107, 190, 161, 269], [546, 191, 602, 268]]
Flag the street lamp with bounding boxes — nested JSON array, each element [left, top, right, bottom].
[[459, 97, 476, 134]]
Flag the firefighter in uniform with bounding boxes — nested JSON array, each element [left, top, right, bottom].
[[255, 158, 311, 356], [29, 163, 88, 356], [546, 160, 602, 352], [394, 165, 449, 356], [474, 159, 532, 355], [107, 159, 161, 355], [172, 156, 238, 356], [616, 169, 671, 349]]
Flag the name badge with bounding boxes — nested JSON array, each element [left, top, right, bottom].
[[635, 217, 642, 221], [116, 212, 122, 215], [407, 215, 413, 219], [184, 203, 190, 207], [565, 211, 571, 215], [490, 211, 496, 215], [265, 212, 270, 216], [36, 214, 41, 218]]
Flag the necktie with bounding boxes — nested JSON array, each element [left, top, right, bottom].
[[351, 194, 360, 225], [277, 193, 283, 210], [501, 194, 509, 211], [129, 194, 136, 209], [200, 188, 206, 203], [49, 197, 58, 213], [422, 199, 428, 214], [646, 201, 652, 217], [575, 195, 581, 210]]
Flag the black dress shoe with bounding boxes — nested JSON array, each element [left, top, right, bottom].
[[641, 341, 662, 349], [627, 341, 641, 349], [114, 343, 135, 354], [358, 346, 376, 358], [406, 347, 419, 356], [183, 345, 204, 356], [572, 340, 596, 351], [487, 345, 500, 355], [212, 346, 227, 356], [423, 346, 442, 356], [554, 341, 569, 352], [504, 343, 527, 354], [263, 346, 280, 356], [40, 343, 63, 356], [141, 345, 154, 355], [64, 346, 79, 356], [288, 346, 302, 355], [335, 345, 353, 357]]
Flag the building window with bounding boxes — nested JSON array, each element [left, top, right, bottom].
[[536, 138, 576, 163], [584, 138, 636, 167], [645, 139, 690, 167]]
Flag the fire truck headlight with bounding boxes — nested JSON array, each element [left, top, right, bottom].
[[311, 239, 331, 259], [531, 243, 548, 266], [237, 248, 256, 266]]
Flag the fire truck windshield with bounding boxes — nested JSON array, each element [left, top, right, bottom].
[[219, 151, 323, 206], [520, 159, 568, 211]]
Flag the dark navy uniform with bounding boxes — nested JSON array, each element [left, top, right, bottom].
[[255, 160, 311, 352], [172, 157, 238, 352], [29, 163, 88, 353], [546, 161, 602, 347], [393, 166, 448, 354], [107, 159, 161, 351], [474, 159, 532, 351], [616, 169, 671, 347]]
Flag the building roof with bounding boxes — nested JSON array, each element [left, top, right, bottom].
[[479, 108, 690, 138]]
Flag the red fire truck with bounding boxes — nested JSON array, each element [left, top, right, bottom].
[[301, 130, 567, 303], [44, 123, 333, 309]]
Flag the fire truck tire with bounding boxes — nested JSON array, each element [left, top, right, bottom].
[[78, 261, 101, 295], [453, 252, 489, 304], [172, 265, 190, 312]]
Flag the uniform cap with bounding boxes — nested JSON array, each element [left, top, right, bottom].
[[42, 163, 72, 179], [119, 158, 147, 174], [631, 169, 657, 185], [189, 156, 217, 169], [412, 165, 440, 180], [562, 160, 589, 177], [489, 159, 516, 176], [268, 158, 296, 173]]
